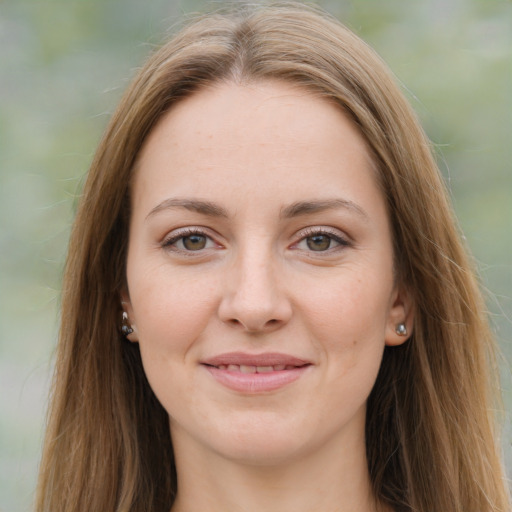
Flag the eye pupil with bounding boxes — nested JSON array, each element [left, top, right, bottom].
[[306, 235, 331, 251], [183, 235, 207, 250]]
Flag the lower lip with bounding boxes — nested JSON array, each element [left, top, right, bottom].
[[203, 365, 310, 393]]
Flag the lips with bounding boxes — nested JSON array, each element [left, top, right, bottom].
[[213, 364, 295, 373], [201, 352, 312, 393], [202, 352, 310, 368]]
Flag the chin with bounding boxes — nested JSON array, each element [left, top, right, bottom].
[[214, 435, 307, 466], [194, 411, 325, 466]]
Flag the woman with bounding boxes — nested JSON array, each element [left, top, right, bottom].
[[36, 2, 510, 511]]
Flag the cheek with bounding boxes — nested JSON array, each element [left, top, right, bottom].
[[129, 268, 221, 358], [303, 275, 389, 408], [294, 267, 393, 405], [298, 270, 392, 348], [130, 273, 221, 411]]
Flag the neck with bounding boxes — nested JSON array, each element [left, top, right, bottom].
[[170, 423, 380, 512]]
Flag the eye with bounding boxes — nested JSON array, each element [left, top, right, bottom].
[[181, 234, 208, 251], [305, 234, 334, 251], [294, 228, 350, 253], [162, 228, 218, 253]]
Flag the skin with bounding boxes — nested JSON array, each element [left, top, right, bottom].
[[123, 81, 413, 512]]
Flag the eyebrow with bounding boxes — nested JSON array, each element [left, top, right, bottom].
[[146, 198, 229, 220], [145, 197, 369, 222], [280, 199, 369, 221]]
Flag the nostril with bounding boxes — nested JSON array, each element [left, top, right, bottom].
[[226, 317, 282, 333]]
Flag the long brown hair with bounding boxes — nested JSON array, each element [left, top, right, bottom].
[[36, 3, 510, 511]]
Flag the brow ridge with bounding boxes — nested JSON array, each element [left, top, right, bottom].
[[146, 198, 229, 220], [146, 197, 368, 222], [280, 199, 369, 220]]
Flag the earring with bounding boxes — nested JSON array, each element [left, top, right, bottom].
[[395, 323, 407, 336], [121, 311, 134, 336]]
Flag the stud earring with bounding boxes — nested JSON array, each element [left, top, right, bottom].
[[121, 311, 134, 336], [395, 323, 407, 336]]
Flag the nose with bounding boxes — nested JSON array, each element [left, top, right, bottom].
[[218, 248, 292, 334]]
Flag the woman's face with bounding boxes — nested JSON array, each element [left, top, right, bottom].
[[123, 81, 411, 465]]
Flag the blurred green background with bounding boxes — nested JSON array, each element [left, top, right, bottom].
[[1, 0, 510, 510]]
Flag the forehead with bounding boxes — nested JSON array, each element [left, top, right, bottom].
[[132, 80, 382, 217]]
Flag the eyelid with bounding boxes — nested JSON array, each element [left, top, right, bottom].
[[161, 226, 223, 253], [291, 226, 351, 251], [160, 225, 351, 255]]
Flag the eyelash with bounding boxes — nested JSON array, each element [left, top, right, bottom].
[[293, 227, 351, 253], [161, 227, 218, 254], [161, 227, 351, 255]]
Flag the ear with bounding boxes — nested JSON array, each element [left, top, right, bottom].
[[385, 284, 414, 347], [120, 289, 139, 343]]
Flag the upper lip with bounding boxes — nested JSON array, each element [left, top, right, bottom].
[[201, 352, 311, 368]]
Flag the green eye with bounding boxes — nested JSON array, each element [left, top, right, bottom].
[[306, 235, 332, 251], [182, 234, 207, 251]]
